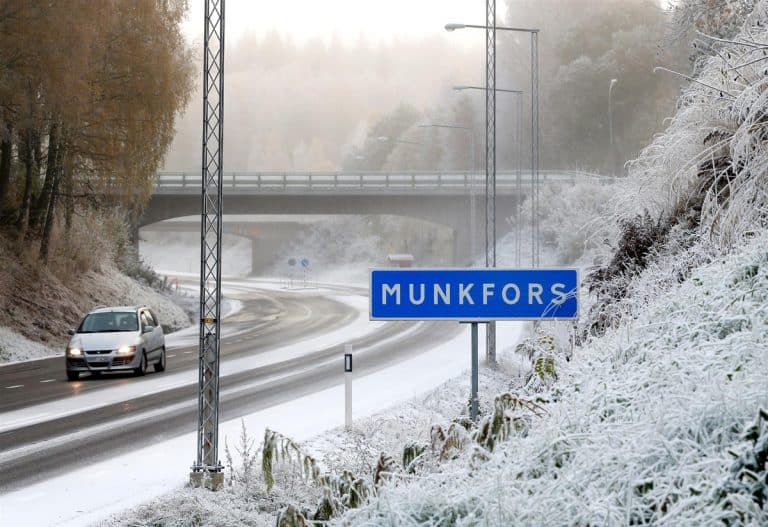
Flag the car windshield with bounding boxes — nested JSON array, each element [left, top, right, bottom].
[[78, 312, 138, 333]]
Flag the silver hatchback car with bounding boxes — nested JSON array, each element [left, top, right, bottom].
[[65, 306, 166, 381]]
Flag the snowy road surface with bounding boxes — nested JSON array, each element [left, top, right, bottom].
[[0, 278, 522, 526]]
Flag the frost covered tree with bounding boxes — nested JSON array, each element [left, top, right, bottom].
[[670, 0, 757, 71]]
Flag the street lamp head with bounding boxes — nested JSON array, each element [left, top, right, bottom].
[[453, 85, 470, 91], [444, 23, 466, 32], [610, 78, 618, 86]]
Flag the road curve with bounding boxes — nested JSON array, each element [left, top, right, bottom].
[[0, 280, 459, 491]]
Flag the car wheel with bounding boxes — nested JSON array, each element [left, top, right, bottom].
[[66, 370, 79, 381], [154, 347, 166, 373], [134, 352, 148, 376]]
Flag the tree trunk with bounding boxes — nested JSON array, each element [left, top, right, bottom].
[[15, 128, 35, 232], [63, 157, 73, 242], [29, 121, 58, 232], [0, 122, 12, 212], [40, 161, 61, 264]]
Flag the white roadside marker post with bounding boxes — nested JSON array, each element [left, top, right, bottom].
[[344, 344, 353, 429]]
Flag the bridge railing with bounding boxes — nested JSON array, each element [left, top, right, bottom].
[[154, 170, 614, 193]]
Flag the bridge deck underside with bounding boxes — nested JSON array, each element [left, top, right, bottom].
[[141, 193, 524, 266]]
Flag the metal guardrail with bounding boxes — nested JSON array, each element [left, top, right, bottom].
[[154, 170, 614, 194]]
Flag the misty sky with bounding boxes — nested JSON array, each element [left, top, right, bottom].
[[165, 0, 676, 173], [182, 0, 672, 44], [182, 0, 483, 45]]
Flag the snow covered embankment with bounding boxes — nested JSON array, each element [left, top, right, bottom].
[[0, 266, 190, 364], [345, 232, 768, 525]]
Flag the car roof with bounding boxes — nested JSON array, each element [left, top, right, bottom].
[[88, 306, 143, 314]]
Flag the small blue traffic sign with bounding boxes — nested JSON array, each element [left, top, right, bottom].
[[370, 268, 578, 321]]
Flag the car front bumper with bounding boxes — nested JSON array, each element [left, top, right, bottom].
[[66, 352, 139, 372]]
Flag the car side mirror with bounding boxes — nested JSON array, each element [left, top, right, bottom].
[[68, 329, 75, 336], [143, 325, 154, 334]]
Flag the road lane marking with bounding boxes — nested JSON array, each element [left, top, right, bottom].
[[183, 351, 192, 354], [39, 379, 56, 383], [5, 384, 23, 389], [167, 354, 176, 358]]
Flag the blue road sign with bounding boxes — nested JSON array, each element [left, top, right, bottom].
[[370, 268, 578, 321]]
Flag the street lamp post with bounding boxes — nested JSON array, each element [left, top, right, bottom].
[[608, 78, 618, 176], [418, 124, 477, 264], [453, 86, 524, 268], [446, 18, 540, 365], [446, 22, 540, 269]]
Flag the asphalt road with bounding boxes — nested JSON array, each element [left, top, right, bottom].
[[0, 280, 460, 491]]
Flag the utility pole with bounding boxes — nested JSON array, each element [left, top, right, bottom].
[[531, 31, 540, 267], [515, 92, 523, 268], [485, 0, 497, 366], [190, 0, 225, 491]]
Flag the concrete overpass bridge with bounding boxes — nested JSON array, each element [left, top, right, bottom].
[[141, 170, 612, 265]]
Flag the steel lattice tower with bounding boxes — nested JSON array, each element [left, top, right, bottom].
[[191, 0, 225, 490], [485, 0, 497, 364]]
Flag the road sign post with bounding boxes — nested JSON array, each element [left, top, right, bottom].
[[370, 268, 578, 421], [344, 344, 353, 429], [471, 322, 479, 420]]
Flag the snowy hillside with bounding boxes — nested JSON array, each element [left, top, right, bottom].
[[344, 231, 768, 525]]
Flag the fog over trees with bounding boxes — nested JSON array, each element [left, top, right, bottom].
[[162, 33, 480, 172], [165, 0, 694, 177], [495, 0, 690, 174]]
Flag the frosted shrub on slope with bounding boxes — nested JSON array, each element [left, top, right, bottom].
[[581, 3, 768, 336], [344, 225, 768, 526], [621, 4, 768, 249], [503, 179, 617, 268]]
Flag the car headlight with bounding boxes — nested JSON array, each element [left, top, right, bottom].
[[67, 347, 82, 357], [117, 345, 136, 355]]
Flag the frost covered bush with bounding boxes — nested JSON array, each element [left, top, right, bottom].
[[501, 178, 616, 268], [618, 4, 768, 249], [342, 223, 768, 526], [583, 2, 768, 334]]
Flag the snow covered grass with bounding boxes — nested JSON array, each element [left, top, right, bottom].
[[0, 326, 59, 363], [342, 224, 768, 526], [97, 348, 521, 527]]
